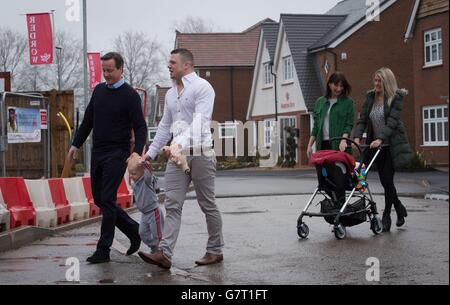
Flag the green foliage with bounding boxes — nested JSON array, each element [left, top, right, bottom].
[[406, 151, 429, 171], [281, 127, 297, 168], [75, 163, 85, 173]]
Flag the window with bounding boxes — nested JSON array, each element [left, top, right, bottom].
[[219, 122, 236, 139], [283, 56, 294, 81], [423, 105, 448, 146], [424, 28, 443, 67], [148, 127, 158, 142], [264, 120, 275, 147], [263, 62, 273, 86]]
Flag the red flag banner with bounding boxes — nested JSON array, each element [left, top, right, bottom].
[[87, 52, 102, 90], [26, 13, 53, 65]]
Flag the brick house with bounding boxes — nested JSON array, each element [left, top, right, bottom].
[[249, 0, 448, 166], [404, 0, 449, 165], [175, 19, 274, 156], [149, 85, 170, 143], [248, 14, 347, 166]]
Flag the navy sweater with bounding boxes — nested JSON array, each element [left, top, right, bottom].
[[72, 82, 147, 154]]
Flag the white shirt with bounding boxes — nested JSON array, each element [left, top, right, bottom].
[[147, 72, 215, 160], [322, 98, 337, 141]]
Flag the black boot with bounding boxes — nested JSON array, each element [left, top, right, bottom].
[[395, 201, 408, 227], [87, 250, 110, 264], [127, 235, 141, 256], [382, 211, 391, 232]]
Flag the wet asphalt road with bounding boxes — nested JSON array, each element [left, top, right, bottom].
[[0, 192, 448, 285]]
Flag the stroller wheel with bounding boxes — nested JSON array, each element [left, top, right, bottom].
[[370, 216, 383, 235], [334, 224, 346, 240], [297, 223, 309, 239]]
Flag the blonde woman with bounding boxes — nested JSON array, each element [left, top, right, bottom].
[[353, 67, 413, 232]]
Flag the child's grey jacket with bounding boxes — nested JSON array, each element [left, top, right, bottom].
[[132, 170, 159, 214]]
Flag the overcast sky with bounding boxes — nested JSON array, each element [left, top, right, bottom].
[[1, 0, 341, 54]]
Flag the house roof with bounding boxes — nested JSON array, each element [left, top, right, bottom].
[[418, 0, 449, 18], [280, 14, 347, 111], [261, 22, 279, 61], [405, 0, 449, 40], [309, 0, 391, 52], [175, 18, 275, 67]]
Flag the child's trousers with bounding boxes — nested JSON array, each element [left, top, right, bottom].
[[139, 206, 165, 252]]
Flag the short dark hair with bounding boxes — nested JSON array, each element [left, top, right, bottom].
[[171, 48, 194, 65], [325, 71, 352, 98], [101, 52, 124, 69]]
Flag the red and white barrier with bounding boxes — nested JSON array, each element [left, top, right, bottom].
[[117, 178, 132, 209], [0, 175, 134, 231], [62, 177, 90, 221], [0, 190, 11, 232], [25, 179, 58, 228], [81, 177, 102, 217], [0, 177, 36, 229], [47, 178, 71, 224]]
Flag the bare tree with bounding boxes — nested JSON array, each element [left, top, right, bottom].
[[0, 27, 27, 85], [113, 30, 165, 92], [15, 66, 43, 92], [13, 30, 83, 92], [173, 16, 220, 33], [40, 30, 83, 90]]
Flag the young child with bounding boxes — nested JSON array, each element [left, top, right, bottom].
[[127, 153, 164, 254]]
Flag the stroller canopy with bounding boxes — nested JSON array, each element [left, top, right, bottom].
[[311, 150, 356, 175]]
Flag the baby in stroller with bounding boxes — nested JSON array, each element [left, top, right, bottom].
[[297, 138, 383, 240]]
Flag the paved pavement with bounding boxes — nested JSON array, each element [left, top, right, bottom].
[[0, 194, 448, 285], [156, 168, 449, 199], [0, 167, 447, 285]]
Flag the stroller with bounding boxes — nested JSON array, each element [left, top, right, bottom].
[[297, 137, 385, 240]]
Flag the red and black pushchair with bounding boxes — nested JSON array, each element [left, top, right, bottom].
[[297, 137, 386, 240]]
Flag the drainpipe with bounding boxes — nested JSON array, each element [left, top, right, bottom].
[[270, 61, 278, 122], [230, 67, 235, 121]]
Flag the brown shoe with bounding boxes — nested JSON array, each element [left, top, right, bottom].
[[138, 250, 171, 269], [195, 253, 223, 266]]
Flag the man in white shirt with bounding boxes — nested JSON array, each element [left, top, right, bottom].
[[139, 48, 224, 269]]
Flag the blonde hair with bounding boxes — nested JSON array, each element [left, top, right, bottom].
[[374, 67, 398, 107], [127, 154, 144, 180]]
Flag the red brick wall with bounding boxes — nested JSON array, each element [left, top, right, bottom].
[[198, 67, 253, 124], [198, 67, 254, 156], [412, 12, 449, 165], [316, 0, 416, 148]]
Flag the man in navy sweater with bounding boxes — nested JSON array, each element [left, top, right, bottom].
[[68, 52, 147, 264]]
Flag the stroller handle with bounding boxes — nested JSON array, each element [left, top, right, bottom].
[[330, 138, 390, 173], [329, 137, 363, 155], [330, 137, 390, 153]]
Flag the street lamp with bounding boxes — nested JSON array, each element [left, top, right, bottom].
[[55, 46, 62, 90], [269, 61, 280, 161]]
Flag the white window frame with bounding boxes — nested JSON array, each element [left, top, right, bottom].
[[264, 119, 275, 147], [148, 127, 158, 142], [157, 101, 163, 117], [422, 105, 448, 146], [263, 62, 273, 86], [283, 56, 294, 81], [424, 28, 443, 67], [219, 122, 237, 139]]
